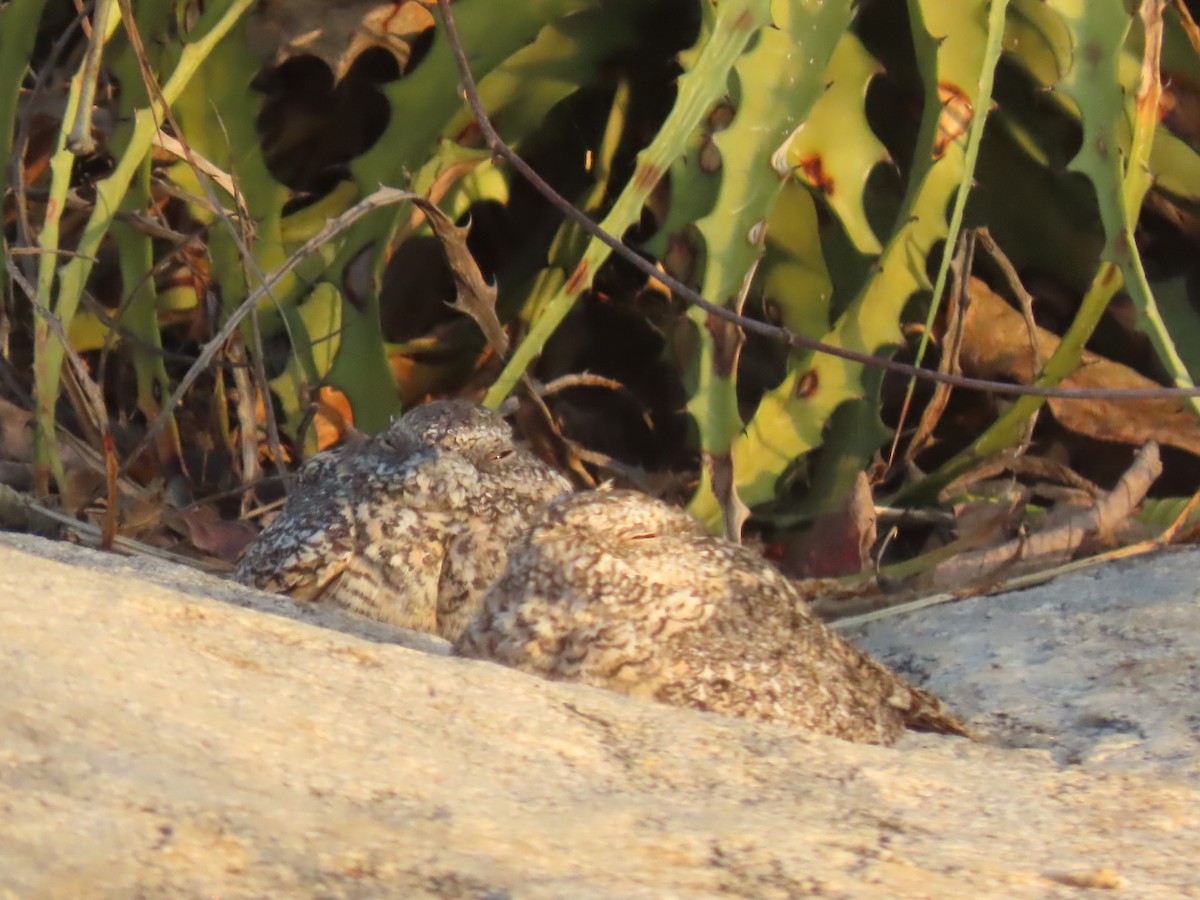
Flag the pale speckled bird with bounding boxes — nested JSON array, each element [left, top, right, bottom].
[[236, 400, 572, 641], [455, 489, 968, 744]]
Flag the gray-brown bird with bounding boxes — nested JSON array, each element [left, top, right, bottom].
[[236, 400, 571, 640], [455, 489, 967, 744]]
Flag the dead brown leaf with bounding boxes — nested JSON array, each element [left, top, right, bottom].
[[960, 278, 1200, 456], [409, 196, 509, 358], [779, 471, 877, 579], [923, 442, 1161, 590], [947, 488, 1024, 552], [313, 386, 356, 451], [0, 391, 96, 495], [0, 397, 36, 464], [175, 508, 259, 565]]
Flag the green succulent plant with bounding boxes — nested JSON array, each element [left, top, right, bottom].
[[5, 0, 1198, 542]]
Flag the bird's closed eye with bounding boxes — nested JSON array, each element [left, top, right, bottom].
[[626, 531, 658, 541], [491, 448, 515, 461]]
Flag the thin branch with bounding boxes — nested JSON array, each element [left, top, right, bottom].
[[66, 0, 114, 155], [977, 228, 1043, 374], [119, 187, 427, 473]]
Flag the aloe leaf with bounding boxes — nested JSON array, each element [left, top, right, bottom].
[[685, 0, 856, 533], [697, 0, 991, 524], [894, 0, 1009, 476], [786, 32, 887, 257], [1150, 129, 1200, 202], [1112, 1, 1198, 403], [761, 181, 834, 337], [907, 0, 1191, 501], [518, 77, 631, 331], [485, 0, 776, 409], [316, 0, 623, 428]]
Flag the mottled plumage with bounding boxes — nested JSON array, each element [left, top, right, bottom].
[[236, 400, 571, 640], [456, 489, 966, 744]]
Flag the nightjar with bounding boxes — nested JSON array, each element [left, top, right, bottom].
[[236, 400, 572, 641], [455, 489, 967, 744]]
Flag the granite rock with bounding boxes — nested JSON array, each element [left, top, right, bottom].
[[2, 532, 1197, 897]]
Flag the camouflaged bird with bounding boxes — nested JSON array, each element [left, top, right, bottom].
[[455, 489, 967, 744], [237, 400, 571, 641]]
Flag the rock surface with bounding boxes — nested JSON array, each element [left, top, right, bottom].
[[851, 548, 1200, 783], [2, 531, 1198, 897]]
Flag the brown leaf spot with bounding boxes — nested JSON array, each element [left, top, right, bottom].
[[733, 9, 755, 30], [707, 102, 736, 132], [706, 313, 744, 379], [699, 138, 722, 174], [454, 120, 483, 147], [798, 155, 835, 196], [763, 298, 783, 326], [565, 259, 590, 295], [1112, 229, 1132, 263], [794, 369, 819, 398], [633, 162, 664, 192], [1098, 264, 1121, 290], [934, 83, 973, 160], [663, 233, 700, 284]]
